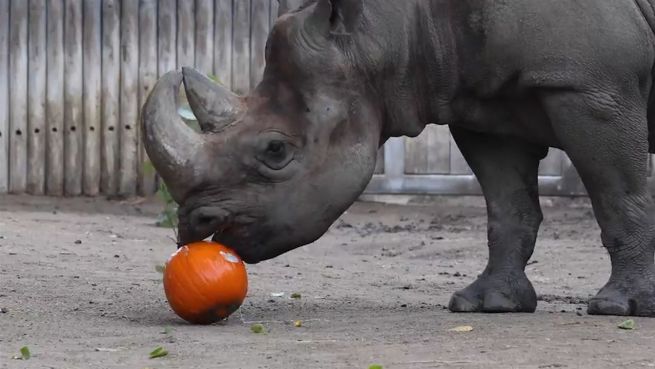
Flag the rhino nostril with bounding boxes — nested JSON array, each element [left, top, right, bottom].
[[197, 215, 215, 225]]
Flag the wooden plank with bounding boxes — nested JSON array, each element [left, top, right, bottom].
[[63, 0, 83, 195], [46, 0, 65, 195], [559, 155, 587, 196], [366, 173, 584, 196], [101, 0, 120, 195], [269, 0, 279, 27], [27, 0, 47, 194], [119, 0, 139, 196], [139, 0, 158, 195], [404, 125, 450, 174], [177, 0, 194, 68], [232, 0, 251, 94], [8, 0, 28, 193], [158, 0, 176, 76], [82, 0, 102, 195], [538, 148, 563, 176], [449, 133, 472, 175], [195, 0, 213, 75], [384, 137, 405, 178], [374, 148, 385, 174], [214, 0, 232, 87], [0, 0, 8, 193], [250, 0, 269, 88], [277, 0, 304, 15]]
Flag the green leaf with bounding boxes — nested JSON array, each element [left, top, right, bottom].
[[290, 293, 302, 299], [207, 74, 221, 84], [250, 323, 266, 334], [368, 365, 383, 369], [177, 106, 197, 121], [618, 319, 636, 330], [149, 346, 168, 359], [143, 160, 156, 176], [19, 346, 30, 360], [157, 182, 175, 205]]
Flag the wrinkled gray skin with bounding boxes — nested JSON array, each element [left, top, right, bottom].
[[142, 0, 655, 316]]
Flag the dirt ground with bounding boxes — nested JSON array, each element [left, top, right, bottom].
[[2, 195, 655, 369]]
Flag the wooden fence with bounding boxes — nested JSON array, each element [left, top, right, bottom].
[[0, 0, 279, 196]]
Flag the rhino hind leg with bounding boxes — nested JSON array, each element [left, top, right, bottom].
[[542, 89, 655, 317], [448, 128, 547, 313]]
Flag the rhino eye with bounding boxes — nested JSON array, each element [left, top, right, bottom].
[[258, 140, 293, 170], [267, 141, 285, 155]]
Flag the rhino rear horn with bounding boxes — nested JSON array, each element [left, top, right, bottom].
[[182, 67, 244, 133]]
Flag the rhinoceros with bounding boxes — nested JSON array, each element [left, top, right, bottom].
[[142, 0, 655, 317]]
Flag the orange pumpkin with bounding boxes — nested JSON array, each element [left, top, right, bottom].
[[163, 241, 248, 324]]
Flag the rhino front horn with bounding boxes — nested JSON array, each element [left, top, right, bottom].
[[141, 71, 206, 203], [182, 67, 244, 133]]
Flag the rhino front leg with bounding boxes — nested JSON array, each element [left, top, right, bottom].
[[448, 127, 547, 313]]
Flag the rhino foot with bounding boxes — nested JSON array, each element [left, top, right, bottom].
[[588, 266, 655, 317], [448, 271, 537, 313]]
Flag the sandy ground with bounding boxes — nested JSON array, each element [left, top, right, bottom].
[[2, 195, 655, 369]]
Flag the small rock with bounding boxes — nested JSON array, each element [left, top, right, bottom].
[[576, 311, 583, 317], [400, 304, 407, 308], [113, 254, 120, 258], [74, 240, 82, 244], [0, 307, 8, 313]]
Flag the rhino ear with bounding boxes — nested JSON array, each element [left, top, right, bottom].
[[311, 0, 363, 35]]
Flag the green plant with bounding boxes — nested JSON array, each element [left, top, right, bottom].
[[156, 181, 178, 230], [143, 160, 178, 231]]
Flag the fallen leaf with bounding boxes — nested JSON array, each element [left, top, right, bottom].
[[290, 293, 302, 299], [618, 319, 636, 330], [149, 346, 168, 359], [14, 346, 31, 360], [95, 347, 124, 352], [449, 325, 474, 332], [294, 320, 302, 328], [155, 264, 166, 273], [251, 323, 266, 334], [369, 365, 383, 369]]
